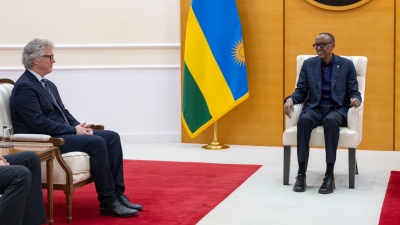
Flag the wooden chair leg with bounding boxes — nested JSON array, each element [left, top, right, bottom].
[[348, 147, 356, 189], [283, 145, 291, 185], [65, 191, 73, 224]]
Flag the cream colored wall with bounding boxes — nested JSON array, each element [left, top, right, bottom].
[[0, 0, 182, 142], [0, 0, 180, 67]]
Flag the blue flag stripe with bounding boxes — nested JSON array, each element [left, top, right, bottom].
[[192, 0, 248, 100]]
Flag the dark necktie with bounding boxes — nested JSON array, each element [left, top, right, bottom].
[[41, 79, 70, 126]]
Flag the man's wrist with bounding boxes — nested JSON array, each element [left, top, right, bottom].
[[284, 96, 292, 103]]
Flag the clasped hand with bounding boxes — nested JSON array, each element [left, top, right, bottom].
[[76, 122, 93, 135], [0, 156, 9, 166]]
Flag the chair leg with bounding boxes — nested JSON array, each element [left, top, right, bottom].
[[283, 145, 291, 185], [305, 146, 310, 171], [356, 160, 359, 175], [348, 147, 356, 189], [65, 190, 73, 224]]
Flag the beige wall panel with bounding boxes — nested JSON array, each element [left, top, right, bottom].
[[0, 0, 179, 44], [285, 0, 394, 150], [396, 2, 400, 151], [181, 0, 284, 146], [0, 0, 180, 67]]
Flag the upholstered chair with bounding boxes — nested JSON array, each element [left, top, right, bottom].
[[282, 55, 367, 189], [0, 78, 102, 223]]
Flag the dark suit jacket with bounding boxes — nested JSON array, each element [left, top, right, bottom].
[[290, 54, 362, 120], [10, 70, 79, 136]]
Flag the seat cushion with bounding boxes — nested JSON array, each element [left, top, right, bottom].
[[41, 151, 91, 184], [62, 152, 90, 173], [283, 126, 358, 148]]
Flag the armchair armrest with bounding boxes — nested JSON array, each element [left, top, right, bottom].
[[12, 134, 64, 147], [13, 134, 51, 141], [347, 103, 363, 132], [285, 103, 303, 129], [90, 124, 104, 130]]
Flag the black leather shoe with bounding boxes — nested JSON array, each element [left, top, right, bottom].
[[118, 195, 143, 211], [293, 174, 306, 192], [318, 175, 335, 194], [100, 200, 139, 217]]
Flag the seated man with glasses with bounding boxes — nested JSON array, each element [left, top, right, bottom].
[[283, 32, 362, 194], [10, 38, 143, 217]]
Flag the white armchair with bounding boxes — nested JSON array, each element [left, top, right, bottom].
[[282, 55, 367, 189], [0, 78, 100, 223]]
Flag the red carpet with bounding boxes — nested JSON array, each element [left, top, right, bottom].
[[379, 171, 400, 225], [43, 160, 261, 225]]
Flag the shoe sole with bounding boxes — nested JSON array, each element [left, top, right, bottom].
[[318, 190, 334, 194], [318, 185, 336, 194], [293, 182, 307, 192], [125, 206, 143, 211], [100, 211, 138, 217]]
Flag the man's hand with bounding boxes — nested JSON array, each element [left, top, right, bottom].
[[350, 98, 361, 107], [0, 156, 9, 166], [76, 122, 93, 135], [284, 98, 294, 118]]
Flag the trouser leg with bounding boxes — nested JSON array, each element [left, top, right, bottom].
[[59, 130, 125, 208], [1, 152, 47, 225], [297, 108, 322, 162], [94, 130, 125, 197], [322, 110, 345, 163]]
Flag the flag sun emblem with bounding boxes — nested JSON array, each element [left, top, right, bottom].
[[232, 39, 246, 66]]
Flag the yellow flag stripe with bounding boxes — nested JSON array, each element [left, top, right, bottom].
[[184, 8, 235, 118]]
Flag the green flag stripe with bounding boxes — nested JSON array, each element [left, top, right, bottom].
[[182, 63, 212, 133]]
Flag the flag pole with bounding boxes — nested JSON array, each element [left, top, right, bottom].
[[201, 121, 229, 150]]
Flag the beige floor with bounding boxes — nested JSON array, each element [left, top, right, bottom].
[[122, 142, 400, 225]]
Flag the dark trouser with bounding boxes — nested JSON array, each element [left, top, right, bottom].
[[56, 130, 125, 208], [297, 105, 345, 164], [0, 151, 47, 225]]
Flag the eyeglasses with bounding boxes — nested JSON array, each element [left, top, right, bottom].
[[312, 42, 333, 49], [42, 54, 55, 61]]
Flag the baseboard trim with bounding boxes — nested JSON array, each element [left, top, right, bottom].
[[120, 133, 181, 143]]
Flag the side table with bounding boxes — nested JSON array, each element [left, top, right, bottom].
[[7, 145, 57, 225]]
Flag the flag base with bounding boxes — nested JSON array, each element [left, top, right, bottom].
[[201, 140, 229, 150]]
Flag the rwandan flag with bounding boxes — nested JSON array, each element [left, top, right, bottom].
[[182, 0, 249, 138]]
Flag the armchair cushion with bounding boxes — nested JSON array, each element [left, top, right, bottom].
[[62, 152, 90, 174], [41, 151, 91, 184]]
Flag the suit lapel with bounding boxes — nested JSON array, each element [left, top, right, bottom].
[[313, 57, 321, 90], [47, 82, 64, 110], [24, 71, 58, 106], [331, 55, 340, 89]]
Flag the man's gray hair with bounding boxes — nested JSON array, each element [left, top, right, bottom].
[[22, 38, 55, 69]]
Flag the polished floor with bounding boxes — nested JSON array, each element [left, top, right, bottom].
[[122, 142, 400, 225]]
